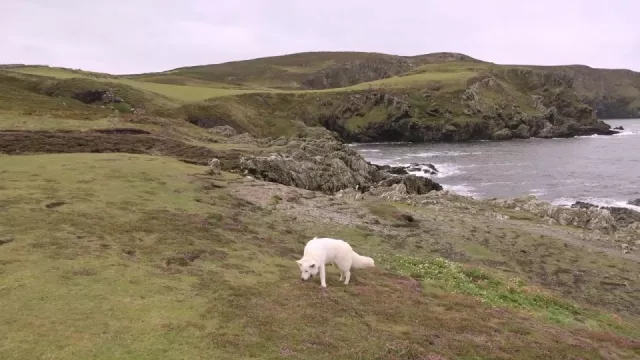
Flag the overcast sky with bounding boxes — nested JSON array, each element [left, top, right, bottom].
[[2, 0, 638, 74]]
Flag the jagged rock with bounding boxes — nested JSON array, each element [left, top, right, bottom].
[[613, 126, 625, 130], [209, 125, 237, 137], [302, 58, 415, 89], [571, 201, 597, 210], [237, 138, 443, 195], [226, 133, 259, 145], [73, 89, 122, 104], [571, 201, 640, 228], [606, 207, 640, 228], [207, 158, 221, 175], [490, 196, 618, 233], [373, 164, 409, 175], [492, 128, 513, 140], [628, 198, 640, 206], [378, 175, 443, 195], [514, 124, 532, 139]]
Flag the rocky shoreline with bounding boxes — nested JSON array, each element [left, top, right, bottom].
[[206, 127, 640, 256], [313, 87, 621, 143]]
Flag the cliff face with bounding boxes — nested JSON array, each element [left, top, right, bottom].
[[305, 69, 616, 142], [3, 51, 638, 143], [529, 65, 640, 119]]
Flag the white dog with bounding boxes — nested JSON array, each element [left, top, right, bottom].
[[296, 237, 375, 288]]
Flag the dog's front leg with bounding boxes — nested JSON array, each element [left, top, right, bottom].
[[320, 264, 327, 288]]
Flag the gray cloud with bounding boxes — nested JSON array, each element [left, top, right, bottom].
[[2, 0, 638, 74]]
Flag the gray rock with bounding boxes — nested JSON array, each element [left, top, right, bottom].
[[378, 175, 443, 195], [209, 125, 237, 137], [628, 198, 640, 206], [492, 128, 513, 140], [572, 201, 640, 228], [238, 137, 443, 195], [514, 124, 532, 139], [207, 158, 221, 175]]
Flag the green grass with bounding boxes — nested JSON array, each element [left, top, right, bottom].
[[116, 79, 263, 101], [5, 53, 638, 142], [9, 66, 265, 102], [1, 153, 639, 359], [385, 254, 640, 339], [0, 112, 120, 130], [2, 51, 640, 359]]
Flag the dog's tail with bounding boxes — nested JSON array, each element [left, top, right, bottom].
[[352, 252, 375, 269]]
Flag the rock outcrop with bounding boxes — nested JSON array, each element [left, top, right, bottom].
[[312, 82, 618, 143], [302, 57, 414, 90], [72, 89, 122, 104], [491, 196, 619, 233], [237, 136, 443, 195], [571, 201, 640, 228], [628, 198, 640, 206]]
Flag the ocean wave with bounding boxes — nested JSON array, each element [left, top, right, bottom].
[[404, 163, 463, 178], [615, 130, 640, 136], [348, 141, 412, 147], [442, 184, 477, 197], [457, 162, 525, 168], [404, 151, 482, 158], [552, 197, 640, 211], [576, 130, 639, 139], [356, 149, 381, 153], [529, 188, 546, 197]]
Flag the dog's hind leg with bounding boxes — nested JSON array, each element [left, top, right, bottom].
[[343, 270, 351, 285]]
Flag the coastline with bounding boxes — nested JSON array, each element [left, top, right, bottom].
[[351, 121, 640, 211]]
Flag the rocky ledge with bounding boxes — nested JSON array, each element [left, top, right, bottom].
[[332, 188, 640, 253], [571, 201, 640, 228], [233, 132, 442, 195]]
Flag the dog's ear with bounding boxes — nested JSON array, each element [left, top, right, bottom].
[[296, 259, 302, 265], [309, 263, 316, 268]]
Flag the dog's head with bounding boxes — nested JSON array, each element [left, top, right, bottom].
[[362, 256, 375, 268], [296, 258, 319, 281]]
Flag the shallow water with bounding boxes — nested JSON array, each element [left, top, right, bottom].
[[352, 119, 640, 210]]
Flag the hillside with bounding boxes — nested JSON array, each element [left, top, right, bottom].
[[2, 52, 640, 359], [2, 51, 639, 142]]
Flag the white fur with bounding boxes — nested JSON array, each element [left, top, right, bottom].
[[296, 237, 375, 288]]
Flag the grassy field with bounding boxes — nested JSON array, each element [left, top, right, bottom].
[[0, 153, 639, 359], [1, 50, 640, 359], [8, 67, 263, 102], [7, 63, 480, 103]]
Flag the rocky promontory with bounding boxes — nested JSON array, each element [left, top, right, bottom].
[[234, 131, 442, 195]]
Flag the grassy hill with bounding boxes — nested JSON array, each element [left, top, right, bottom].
[[2, 51, 638, 142], [2, 52, 640, 359]]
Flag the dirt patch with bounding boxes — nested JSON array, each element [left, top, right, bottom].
[[91, 128, 152, 135], [165, 249, 228, 267], [45, 201, 67, 209], [0, 130, 252, 168], [394, 277, 422, 293], [0, 237, 14, 246], [71, 268, 98, 277]]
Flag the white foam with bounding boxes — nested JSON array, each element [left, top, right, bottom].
[[552, 197, 640, 211], [404, 151, 482, 158], [529, 189, 546, 197], [576, 130, 639, 139], [356, 149, 381, 153], [349, 141, 412, 146], [615, 130, 639, 136], [404, 163, 463, 178], [442, 184, 477, 198]]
